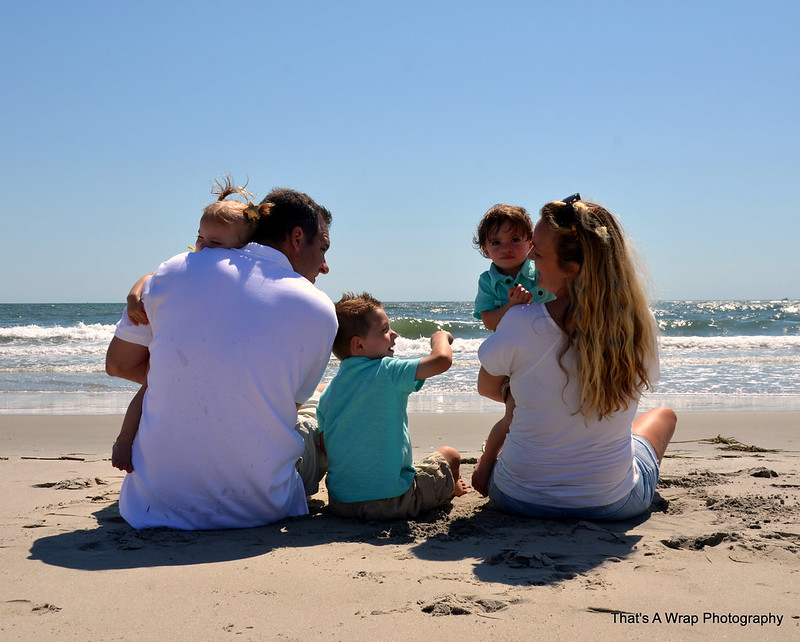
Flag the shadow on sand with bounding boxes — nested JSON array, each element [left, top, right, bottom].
[[29, 494, 659, 586]]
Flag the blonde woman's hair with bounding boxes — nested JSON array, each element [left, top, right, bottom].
[[540, 198, 657, 421]]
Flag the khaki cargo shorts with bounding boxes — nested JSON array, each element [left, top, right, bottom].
[[327, 450, 455, 520], [295, 389, 327, 496]]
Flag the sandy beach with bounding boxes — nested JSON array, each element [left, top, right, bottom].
[[1, 411, 798, 640]]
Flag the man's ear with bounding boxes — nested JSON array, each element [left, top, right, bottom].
[[350, 335, 363, 355], [289, 226, 305, 251]]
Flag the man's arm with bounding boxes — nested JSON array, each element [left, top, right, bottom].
[[106, 336, 150, 384]]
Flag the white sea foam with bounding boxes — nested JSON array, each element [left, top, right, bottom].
[[2, 301, 799, 414], [0, 322, 116, 343], [660, 335, 800, 351]]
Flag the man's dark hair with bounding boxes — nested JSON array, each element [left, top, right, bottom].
[[252, 187, 332, 245]]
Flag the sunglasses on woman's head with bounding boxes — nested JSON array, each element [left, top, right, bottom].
[[554, 193, 581, 227]]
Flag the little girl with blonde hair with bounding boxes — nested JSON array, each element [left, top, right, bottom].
[[112, 176, 258, 471]]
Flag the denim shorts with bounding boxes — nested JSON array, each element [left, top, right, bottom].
[[488, 435, 660, 521]]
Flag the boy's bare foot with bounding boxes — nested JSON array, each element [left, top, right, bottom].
[[453, 476, 469, 497]]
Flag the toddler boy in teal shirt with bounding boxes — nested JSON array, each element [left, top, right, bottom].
[[318, 292, 468, 520]]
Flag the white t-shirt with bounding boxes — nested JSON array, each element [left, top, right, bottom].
[[115, 243, 337, 529], [478, 303, 659, 508]]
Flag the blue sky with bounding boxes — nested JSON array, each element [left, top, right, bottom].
[[1, 1, 798, 303]]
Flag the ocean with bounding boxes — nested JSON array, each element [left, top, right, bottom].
[[1, 300, 799, 415]]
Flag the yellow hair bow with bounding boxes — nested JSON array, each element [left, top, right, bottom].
[[244, 201, 274, 222]]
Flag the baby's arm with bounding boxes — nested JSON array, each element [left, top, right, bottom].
[[480, 284, 533, 331], [471, 413, 510, 496], [111, 384, 145, 473], [415, 331, 454, 381], [126, 273, 154, 326], [472, 367, 512, 495]]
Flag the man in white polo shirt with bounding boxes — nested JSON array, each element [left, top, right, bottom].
[[106, 187, 337, 530]]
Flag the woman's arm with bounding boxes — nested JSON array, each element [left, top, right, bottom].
[[477, 366, 507, 403]]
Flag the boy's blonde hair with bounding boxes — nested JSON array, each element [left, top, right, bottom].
[[332, 292, 383, 360], [540, 198, 657, 421], [472, 204, 534, 258]]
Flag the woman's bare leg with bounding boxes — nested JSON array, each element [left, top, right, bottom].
[[632, 407, 677, 463]]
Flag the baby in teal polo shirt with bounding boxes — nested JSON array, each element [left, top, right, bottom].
[[472, 204, 555, 452], [473, 203, 555, 328], [318, 292, 468, 520]]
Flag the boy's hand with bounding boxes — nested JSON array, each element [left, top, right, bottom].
[[431, 330, 454, 347], [507, 284, 533, 306]]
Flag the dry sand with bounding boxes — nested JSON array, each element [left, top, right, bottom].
[[1, 412, 798, 640]]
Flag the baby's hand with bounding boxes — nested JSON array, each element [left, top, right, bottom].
[[126, 295, 150, 326], [111, 441, 134, 473], [471, 454, 494, 497], [507, 284, 533, 306]]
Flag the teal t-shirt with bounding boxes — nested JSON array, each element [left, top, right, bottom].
[[318, 356, 423, 503], [473, 258, 555, 320]]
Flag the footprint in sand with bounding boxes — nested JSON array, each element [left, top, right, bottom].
[[32, 477, 107, 490], [660, 532, 736, 550], [2, 600, 61, 616], [420, 594, 509, 616]]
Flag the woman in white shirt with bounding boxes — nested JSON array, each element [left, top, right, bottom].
[[472, 194, 676, 520]]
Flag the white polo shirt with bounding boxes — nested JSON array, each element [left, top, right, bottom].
[[479, 303, 659, 508], [115, 243, 337, 529]]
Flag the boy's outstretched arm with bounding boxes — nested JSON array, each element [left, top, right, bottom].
[[415, 331, 454, 381]]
